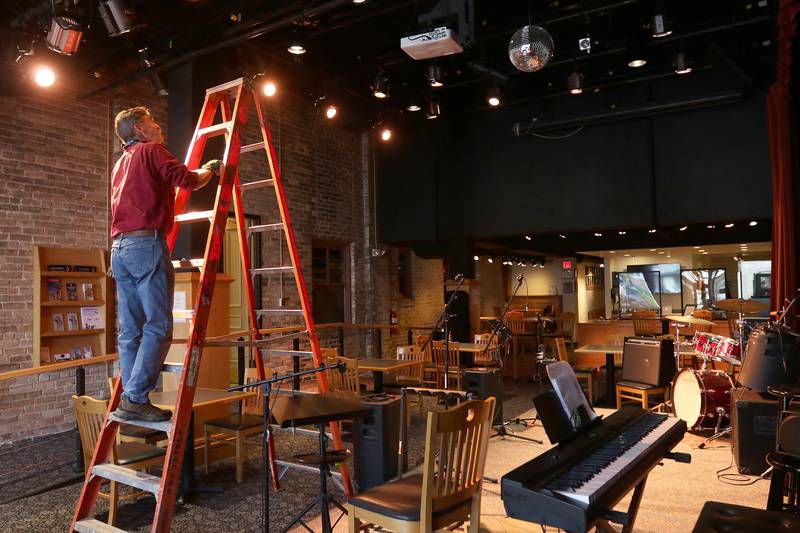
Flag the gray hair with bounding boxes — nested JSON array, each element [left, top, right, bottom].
[[114, 106, 151, 144]]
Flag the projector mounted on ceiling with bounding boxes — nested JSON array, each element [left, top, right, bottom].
[[401, 27, 463, 60]]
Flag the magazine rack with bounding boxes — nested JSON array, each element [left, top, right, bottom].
[[32, 246, 111, 367]]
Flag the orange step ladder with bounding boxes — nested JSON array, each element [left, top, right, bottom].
[[71, 77, 352, 532]]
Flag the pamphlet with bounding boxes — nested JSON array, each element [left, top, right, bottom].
[[80, 307, 102, 330], [47, 278, 62, 301], [66, 312, 79, 331]]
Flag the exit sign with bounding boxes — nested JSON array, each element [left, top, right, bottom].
[[562, 260, 573, 270]]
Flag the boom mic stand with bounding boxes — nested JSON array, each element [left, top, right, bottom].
[[228, 362, 345, 533], [486, 274, 543, 444], [421, 273, 466, 390]]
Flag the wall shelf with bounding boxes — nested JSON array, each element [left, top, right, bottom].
[[42, 300, 106, 307], [41, 329, 106, 338]]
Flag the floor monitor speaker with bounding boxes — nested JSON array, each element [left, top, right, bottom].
[[731, 387, 778, 474]]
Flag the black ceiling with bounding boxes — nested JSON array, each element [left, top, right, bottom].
[[1, 1, 778, 126]]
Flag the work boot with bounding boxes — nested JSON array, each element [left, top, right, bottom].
[[115, 397, 172, 422]]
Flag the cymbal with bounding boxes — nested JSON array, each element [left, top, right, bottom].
[[715, 298, 769, 314], [665, 315, 715, 326]]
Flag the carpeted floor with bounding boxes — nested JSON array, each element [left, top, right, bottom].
[[0, 380, 772, 532]]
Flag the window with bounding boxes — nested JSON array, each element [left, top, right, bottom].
[[312, 241, 351, 323], [397, 248, 414, 299]]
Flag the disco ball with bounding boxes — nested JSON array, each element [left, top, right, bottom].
[[508, 25, 554, 73]]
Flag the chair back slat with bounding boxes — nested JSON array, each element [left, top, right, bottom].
[[432, 340, 460, 371], [325, 355, 360, 395], [555, 337, 569, 363], [504, 311, 526, 335], [243, 366, 273, 415], [419, 398, 496, 529], [72, 395, 112, 469], [396, 345, 423, 383]]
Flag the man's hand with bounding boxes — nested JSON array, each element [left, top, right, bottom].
[[202, 159, 224, 177], [193, 160, 224, 190]]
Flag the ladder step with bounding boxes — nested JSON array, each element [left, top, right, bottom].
[[162, 362, 183, 373], [175, 210, 214, 223], [250, 266, 294, 275], [239, 179, 274, 192], [246, 223, 284, 235], [92, 464, 161, 495], [259, 349, 315, 357], [256, 309, 305, 315], [74, 519, 129, 533], [108, 412, 172, 433], [172, 258, 205, 269], [196, 121, 233, 138], [205, 77, 244, 95], [241, 141, 265, 153]]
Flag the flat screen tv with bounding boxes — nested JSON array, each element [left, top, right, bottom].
[[627, 263, 681, 294]]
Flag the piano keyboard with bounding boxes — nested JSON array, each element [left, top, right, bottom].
[[547, 413, 679, 507]]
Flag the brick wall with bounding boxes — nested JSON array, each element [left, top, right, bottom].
[[0, 81, 443, 445]]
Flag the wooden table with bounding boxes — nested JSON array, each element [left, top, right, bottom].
[[357, 358, 421, 393], [150, 388, 255, 496], [574, 345, 623, 407]]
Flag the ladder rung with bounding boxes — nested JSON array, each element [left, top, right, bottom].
[[241, 141, 265, 153], [256, 309, 305, 315], [206, 77, 244, 95], [196, 121, 233, 138], [175, 210, 214, 223], [162, 362, 183, 373], [173, 309, 196, 319], [92, 464, 161, 495], [239, 179, 274, 192], [108, 412, 172, 433], [74, 519, 128, 533], [250, 266, 294, 276], [246, 223, 284, 235], [172, 258, 205, 269], [259, 349, 314, 357]]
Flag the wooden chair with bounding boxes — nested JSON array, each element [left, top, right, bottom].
[[203, 367, 269, 483], [325, 355, 361, 395], [555, 338, 599, 406], [504, 311, 527, 379], [415, 334, 438, 385], [616, 382, 669, 410], [73, 395, 165, 526], [542, 312, 576, 354], [431, 340, 463, 390], [395, 345, 429, 419], [347, 397, 496, 533], [473, 333, 499, 366], [632, 310, 663, 337], [107, 377, 167, 445]]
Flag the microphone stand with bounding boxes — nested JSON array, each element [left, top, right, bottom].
[[480, 274, 524, 365], [421, 274, 466, 389], [228, 362, 345, 533]]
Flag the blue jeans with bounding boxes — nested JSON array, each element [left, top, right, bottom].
[[111, 235, 174, 404]]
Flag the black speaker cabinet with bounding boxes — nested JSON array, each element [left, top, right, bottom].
[[731, 388, 778, 474], [355, 393, 401, 491], [464, 367, 503, 426], [738, 326, 795, 393], [621, 337, 676, 387]]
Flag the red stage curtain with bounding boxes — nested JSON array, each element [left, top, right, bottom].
[[768, 1, 800, 323]]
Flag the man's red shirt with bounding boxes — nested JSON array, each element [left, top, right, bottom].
[[110, 142, 198, 239]]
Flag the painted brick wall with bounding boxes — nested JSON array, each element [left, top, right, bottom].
[[0, 82, 443, 445]]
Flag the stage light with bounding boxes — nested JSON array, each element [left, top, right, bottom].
[[658, 251, 665, 254], [524, 235, 532, 241], [263, 81, 277, 96], [474, 255, 479, 261], [380, 128, 392, 142], [559, 234, 567, 239], [287, 44, 306, 55], [707, 224, 716, 229], [679, 226, 688, 231], [406, 104, 421, 112], [487, 258, 493, 264], [426, 99, 440, 120], [594, 232, 602, 237], [725, 223, 734, 228], [353, 0, 368, 4], [651, 13, 672, 38], [618, 230, 626, 235], [487, 86, 501, 107], [627, 40, 647, 68], [325, 105, 337, 119], [34, 66, 56, 88], [427, 63, 443, 88], [628, 56, 647, 68], [46, 12, 83, 55], [749, 220, 758, 226], [649, 249, 657, 252], [99, 0, 145, 37], [648, 229, 657, 233], [698, 249, 706, 253], [674, 51, 692, 74], [624, 254, 631, 257], [600, 263, 605, 268], [372, 74, 389, 99], [567, 72, 584, 94], [693, 246, 701, 249], [702, 251, 709, 255]]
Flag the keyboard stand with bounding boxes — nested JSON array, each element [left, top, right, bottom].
[[593, 476, 648, 533]]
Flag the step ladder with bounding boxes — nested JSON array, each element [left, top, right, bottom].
[[71, 77, 351, 532]]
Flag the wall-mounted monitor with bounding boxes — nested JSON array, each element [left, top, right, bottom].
[[619, 272, 661, 315], [681, 269, 727, 310], [627, 263, 681, 294]]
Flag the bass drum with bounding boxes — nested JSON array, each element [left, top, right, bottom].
[[671, 368, 734, 430]]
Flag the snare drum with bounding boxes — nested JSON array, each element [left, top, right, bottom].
[[672, 368, 734, 430], [715, 336, 740, 359]]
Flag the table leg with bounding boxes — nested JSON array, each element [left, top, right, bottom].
[[373, 370, 383, 393], [606, 353, 616, 407]]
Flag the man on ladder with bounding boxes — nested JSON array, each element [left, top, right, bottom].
[[110, 106, 221, 423]]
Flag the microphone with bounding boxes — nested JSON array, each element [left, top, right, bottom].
[[516, 274, 523, 284], [454, 273, 464, 282]]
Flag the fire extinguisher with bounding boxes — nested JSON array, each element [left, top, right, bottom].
[[390, 308, 398, 335]]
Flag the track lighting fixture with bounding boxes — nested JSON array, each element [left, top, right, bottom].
[[674, 51, 692, 74], [487, 86, 501, 107], [287, 43, 307, 55], [426, 63, 444, 88], [46, 2, 84, 56], [651, 13, 672, 38], [567, 71, 584, 94], [372, 73, 389, 99], [99, 0, 145, 37], [406, 104, 421, 112], [627, 40, 646, 68], [426, 99, 440, 120]]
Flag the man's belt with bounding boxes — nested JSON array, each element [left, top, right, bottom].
[[115, 229, 165, 239]]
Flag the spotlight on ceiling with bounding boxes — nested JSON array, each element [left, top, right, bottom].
[[325, 105, 337, 119], [648, 228, 657, 234], [594, 232, 602, 237], [34, 65, 55, 88], [725, 223, 734, 228], [46, 4, 84, 56], [508, 25, 554, 73], [749, 220, 758, 226], [426, 99, 440, 120], [674, 51, 692, 74], [487, 85, 501, 107], [474, 255, 479, 261], [487, 258, 494, 264], [524, 235, 532, 241], [679, 226, 688, 231], [380, 128, 392, 142], [353, 0, 368, 4], [263, 80, 277, 97], [99, 0, 145, 37], [651, 13, 672, 38], [567, 71, 584, 94], [287, 43, 307, 55], [406, 104, 421, 112], [618, 230, 626, 235], [372, 73, 389, 99], [427, 63, 444, 88], [558, 234, 567, 239], [627, 40, 647, 68]]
